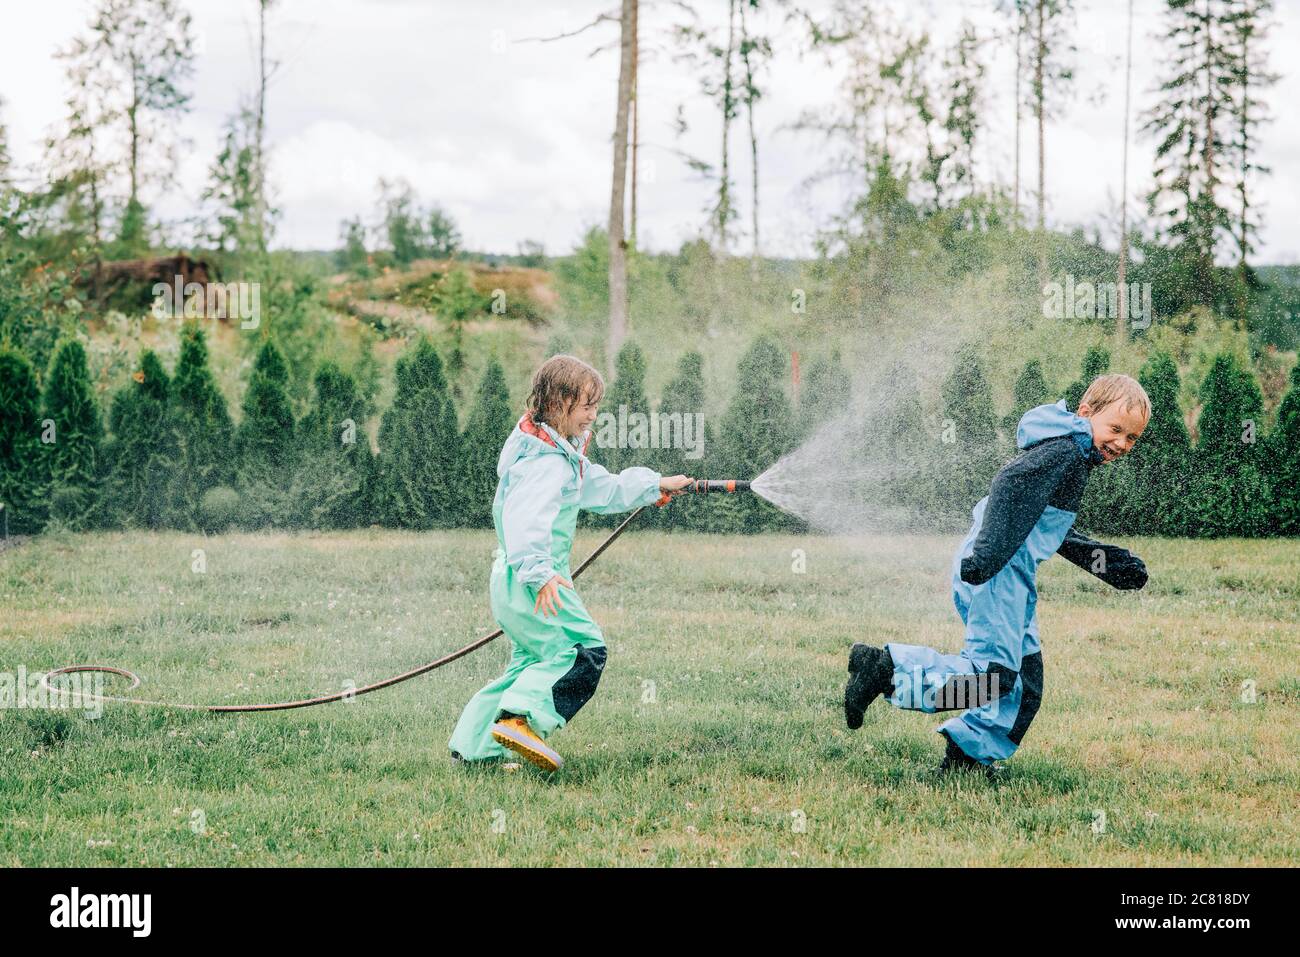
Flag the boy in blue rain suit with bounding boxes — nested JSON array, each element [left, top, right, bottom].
[[449, 354, 691, 773], [844, 374, 1152, 775]]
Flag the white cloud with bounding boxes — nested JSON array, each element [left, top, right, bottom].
[[3, 0, 1297, 261]]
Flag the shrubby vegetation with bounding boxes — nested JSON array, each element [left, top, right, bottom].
[[3, 305, 1297, 537]]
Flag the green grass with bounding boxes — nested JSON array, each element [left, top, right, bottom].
[[1, 529, 1296, 866]]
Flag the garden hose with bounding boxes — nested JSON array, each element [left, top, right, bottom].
[[40, 479, 755, 714]]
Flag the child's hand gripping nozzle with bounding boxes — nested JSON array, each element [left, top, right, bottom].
[[654, 478, 752, 506]]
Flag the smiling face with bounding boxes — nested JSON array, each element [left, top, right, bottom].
[[527, 355, 605, 439], [1078, 400, 1149, 463], [549, 387, 600, 438]]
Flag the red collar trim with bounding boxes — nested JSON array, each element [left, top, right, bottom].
[[518, 412, 592, 478], [519, 412, 558, 448]]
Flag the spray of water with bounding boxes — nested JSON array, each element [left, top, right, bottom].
[[748, 354, 974, 535], [751, 426, 922, 532]]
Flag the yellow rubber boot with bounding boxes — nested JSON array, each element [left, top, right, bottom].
[[490, 716, 564, 772]]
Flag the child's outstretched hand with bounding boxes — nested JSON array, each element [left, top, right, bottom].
[[534, 574, 573, 617], [655, 475, 694, 508]]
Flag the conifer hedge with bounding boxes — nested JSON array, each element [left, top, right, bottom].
[[1, 330, 1296, 539]]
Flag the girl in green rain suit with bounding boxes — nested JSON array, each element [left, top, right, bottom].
[[449, 355, 690, 772]]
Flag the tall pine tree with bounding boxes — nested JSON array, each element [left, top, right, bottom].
[[880, 361, 942, 529], [1267, 359, 1300, 534], [1004, 358, 1052, 436], [378, 337, 459, 529], [1133, 351, 1192, 535], [594, 341, 650, 473], [1142, 0, 1239, 313], [42, 339, 104, 529], [653, 351, 714, 532], [234, 339, 295, 527], [799, 350, 852, 435], [297, 361, 376, 529], [1065, 345, 1110, 410], [103, 350, 176, 529], [0, 348, 50, 534], [168, 322, 234, 530], [1190, 351, 1269, 536], [714, 337, 796, 533], [588, 342, 651, 529], [938, 347, 1002, 526], [459, 359, 514, 528], [1227, 0, 1277, 273]]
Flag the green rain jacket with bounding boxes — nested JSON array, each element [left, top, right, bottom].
[[494, 412, 664, 591]]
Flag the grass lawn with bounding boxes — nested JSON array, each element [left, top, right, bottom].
[[1, 528, 1296, 866]]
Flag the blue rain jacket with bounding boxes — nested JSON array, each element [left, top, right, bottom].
[[954, 400, 1148, 634], [886, 401, 1148, 763]]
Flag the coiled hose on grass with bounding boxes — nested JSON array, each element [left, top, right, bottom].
[[39, 507, 647, 714]]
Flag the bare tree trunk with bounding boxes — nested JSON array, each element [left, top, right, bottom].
[[1239, 53, 1248, 269], [1203, 9, 1214, 193], [255, 0, 270, 252], [1202, 0, 1216, 280], [717, 0, 736, 251], [629, 0, 638, 252], [1237, 3, 1249, 270], [129, 55, 140, 210], [1035, 0, 1046, 281], [748, 105, 759, 277], [1116, 0, 1133, 343], [607, 0, 636, 372], [89, 140, 103, 298], [740, 0, 759, 277], [1014, 8, 1022, 228], [89, 140, 102, 246]]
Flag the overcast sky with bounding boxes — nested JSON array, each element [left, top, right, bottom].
[[4, 0, 1298, 262]]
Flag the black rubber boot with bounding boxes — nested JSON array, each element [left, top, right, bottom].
[[937, 733, 1000, 780], [844, 643, 894, 730]]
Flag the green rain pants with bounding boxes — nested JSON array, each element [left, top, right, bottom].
[[448, 555, 607, 760]]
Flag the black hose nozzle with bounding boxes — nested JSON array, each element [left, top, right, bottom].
[[684, 479, 752, 494]]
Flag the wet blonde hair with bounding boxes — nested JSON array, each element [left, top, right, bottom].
[[1079, 373, 1151, 421], [527, 354, 605, 427]]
